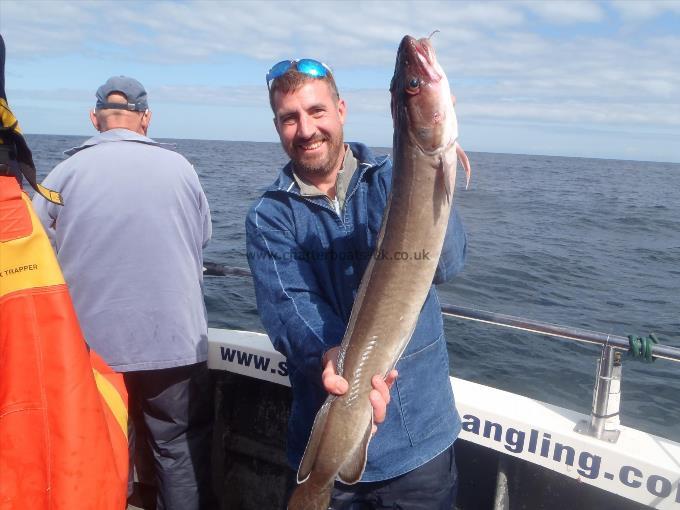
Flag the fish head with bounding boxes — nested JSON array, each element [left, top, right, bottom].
[[390, 35, 458, 155]]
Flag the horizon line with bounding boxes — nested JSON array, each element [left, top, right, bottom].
[[24, 132, 680, 166]]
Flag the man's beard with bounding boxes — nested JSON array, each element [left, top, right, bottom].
[[288, 131, 344, 178]]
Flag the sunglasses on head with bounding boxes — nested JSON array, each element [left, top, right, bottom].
[[266, 59, 333, 90]]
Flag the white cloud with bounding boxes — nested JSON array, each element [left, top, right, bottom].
[[521, 0, 604, 24], [611, 0, 680, 20], [2, 0, 679, 161], [461, 100, 680, 128], [8, 88, 89, 102], [1, 1, 523, 62]]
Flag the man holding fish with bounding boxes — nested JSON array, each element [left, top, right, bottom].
[[246, 34, 469, 509]]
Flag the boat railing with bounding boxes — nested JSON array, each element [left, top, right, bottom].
[[203, 262, 680, 443], [438, 303, 679, 443]]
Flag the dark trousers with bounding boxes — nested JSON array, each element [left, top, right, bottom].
[[125, 362, 216, 510], [286, 444, 458, 510]]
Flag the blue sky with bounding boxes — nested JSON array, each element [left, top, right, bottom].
[[1, 0, 679, 163]]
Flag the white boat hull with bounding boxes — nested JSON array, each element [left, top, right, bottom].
[[208, 328, 680, 509]]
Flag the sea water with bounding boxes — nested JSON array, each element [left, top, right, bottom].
[[27, 134, 680, 442]]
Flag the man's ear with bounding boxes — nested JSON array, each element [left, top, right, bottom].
[[90, 110, 101, 132], [337, 98, 347, 125], [141, 109, 152, 133]]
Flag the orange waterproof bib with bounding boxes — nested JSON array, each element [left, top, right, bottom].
[[0, 176, 128, 509]]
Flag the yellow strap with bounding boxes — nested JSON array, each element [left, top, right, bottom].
[[36, 183, 63, 205], [93, 369, 129, 440], [0, 98, 20, 132], [0, 98, 64, 205]]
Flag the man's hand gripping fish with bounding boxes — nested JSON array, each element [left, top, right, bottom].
[[288, 34, 471, 510]]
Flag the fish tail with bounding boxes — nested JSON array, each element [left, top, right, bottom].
[[287, 478, 333, 510]]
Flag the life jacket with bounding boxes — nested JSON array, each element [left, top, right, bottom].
[[0, 175, 128, 509]]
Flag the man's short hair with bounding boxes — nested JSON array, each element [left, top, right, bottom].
[[268, 70, 340, 111]]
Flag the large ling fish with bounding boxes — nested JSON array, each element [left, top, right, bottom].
[[288, 34, 471, 510]]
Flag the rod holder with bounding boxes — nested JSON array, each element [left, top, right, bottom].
[[575, 345, 622, 442]]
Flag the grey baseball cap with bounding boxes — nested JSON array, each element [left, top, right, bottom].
[[95, 76, 148, 111]]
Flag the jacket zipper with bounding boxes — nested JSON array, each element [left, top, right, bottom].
[[278, 158, 387, 221]]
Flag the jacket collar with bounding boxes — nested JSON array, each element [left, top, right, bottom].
[[64, 128, 175, 156], [269, 142, 388, 195]]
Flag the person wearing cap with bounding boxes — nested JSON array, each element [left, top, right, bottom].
[[32, 76, 215, 510], [246, 60, 466, 509]]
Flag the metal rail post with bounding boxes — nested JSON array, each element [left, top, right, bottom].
[[575, 344, 622, 442]]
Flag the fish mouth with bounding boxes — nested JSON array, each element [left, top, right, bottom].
[[415, 37, 434, 66], [390, 34, 441, 97], [409, 36, 441, 83]]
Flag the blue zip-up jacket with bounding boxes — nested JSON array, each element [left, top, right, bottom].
[[245, 143, 466, 481]]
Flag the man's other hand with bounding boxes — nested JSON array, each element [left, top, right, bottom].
[[322, 346, 398, 434]]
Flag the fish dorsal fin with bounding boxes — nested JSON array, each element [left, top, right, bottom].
[[337, 413, 372, 484], [297, 397, 333, 483]]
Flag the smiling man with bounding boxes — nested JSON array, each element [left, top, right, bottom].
[[267, 60, 348, 212], [245, 59, 467, 509]]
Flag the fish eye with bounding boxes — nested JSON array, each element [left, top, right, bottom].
[[408, 77, 420, 88]]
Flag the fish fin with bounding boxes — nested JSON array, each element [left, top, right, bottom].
[[337, 415, 372, 484], [297, 397, 332, 483], [287, 477, 333, 510], [456, 141, 472, 190], [441, 152, 456, 203]]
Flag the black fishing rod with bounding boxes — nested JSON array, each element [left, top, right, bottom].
[[203, 262, 680, 364], [204, 262, 252, 278]]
